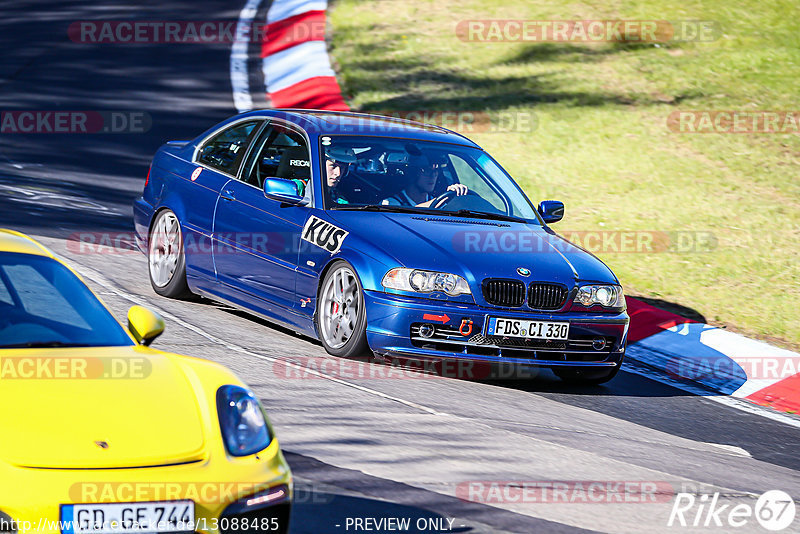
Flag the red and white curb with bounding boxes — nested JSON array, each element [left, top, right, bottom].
[[626, 298, 800, 418], [230, 0, 800, 423]]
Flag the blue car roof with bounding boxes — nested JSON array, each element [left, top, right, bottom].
[[235, 109, 481, 147]]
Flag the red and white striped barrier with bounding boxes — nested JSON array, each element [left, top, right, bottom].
[[232, 0, 348, 111]]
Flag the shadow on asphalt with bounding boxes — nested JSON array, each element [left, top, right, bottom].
[[0, 173, 134, 236], [480, 370, 689, 397], [0, 0, 242, 236], [285, 451, 589, 534], [628, 295, 707, 324], [192, 297, 325, 347], [291, 491, 473, 534], [176, 294, 698, 399]]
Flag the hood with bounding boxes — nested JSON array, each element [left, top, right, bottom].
[[0, 347, 207, 469], [328, 211, 618, 294]]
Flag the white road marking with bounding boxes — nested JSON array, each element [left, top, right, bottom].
[[66, 259, 447, 417], [703, 443, 752, 458]]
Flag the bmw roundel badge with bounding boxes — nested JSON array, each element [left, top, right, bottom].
[[517, 267, 531, 277]]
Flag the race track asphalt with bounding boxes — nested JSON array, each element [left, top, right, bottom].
[[1, 2, 799, 532]]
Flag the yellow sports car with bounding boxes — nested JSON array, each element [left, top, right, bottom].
[[0, 229, 292, 533]]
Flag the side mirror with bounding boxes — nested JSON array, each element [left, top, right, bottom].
[[538, 200, 564, 224], [263, 177, 307, 206], [127, 305, 165, 346]]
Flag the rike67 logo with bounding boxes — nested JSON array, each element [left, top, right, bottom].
[[669, 490, 796, 531]]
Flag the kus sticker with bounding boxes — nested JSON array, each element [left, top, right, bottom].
[[302, 216, 348, 254]]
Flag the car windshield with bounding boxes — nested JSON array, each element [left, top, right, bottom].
[[319, 136, 540, 222], [0, 252, 133, 348]]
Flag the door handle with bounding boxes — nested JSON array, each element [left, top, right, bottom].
[[220, 189, 236, 201]]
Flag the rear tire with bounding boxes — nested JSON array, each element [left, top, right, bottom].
[[317, 261, 370, 358], [148, 209, 192, 299], [553, 364, 620, 385]]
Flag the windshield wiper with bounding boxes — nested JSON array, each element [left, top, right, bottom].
[[334, 205, 530, 223], [0, 341, 93, 348], [444, 209, 528, 223], [333, 204, 433, 215]]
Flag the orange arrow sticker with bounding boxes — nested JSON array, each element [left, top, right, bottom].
[[423, 313, 450, 323]]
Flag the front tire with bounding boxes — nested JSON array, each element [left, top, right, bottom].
[[317, 261, 370, 358], [148, 209, 192, 299]]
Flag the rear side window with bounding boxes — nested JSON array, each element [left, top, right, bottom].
[[196, 120, 261, 175], [241, 123, 311, 189]]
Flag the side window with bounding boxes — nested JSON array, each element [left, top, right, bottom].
[[196, 120, 261, 175], [241, 124, 311, 191]]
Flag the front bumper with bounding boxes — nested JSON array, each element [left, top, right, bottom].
[[364, 290, 629, 368], [0, 441, 292, 534]]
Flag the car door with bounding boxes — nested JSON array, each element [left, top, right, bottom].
[[212, 121, 313, 316], [184, 118, 262, 280]]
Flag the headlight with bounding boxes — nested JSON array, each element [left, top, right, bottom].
[[574, 284, 625, 309], [382, 268, 471, 296], [216, 385, 272, 456]]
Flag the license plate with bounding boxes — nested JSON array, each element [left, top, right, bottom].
[[60, 501, 194, 534], [486, 317, 569, 340]]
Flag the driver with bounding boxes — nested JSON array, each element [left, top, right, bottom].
[[381, 156, 468, 207], [292, 145, 357, 205]]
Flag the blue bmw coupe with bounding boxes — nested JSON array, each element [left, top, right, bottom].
[[134, 110, 629, 384]]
